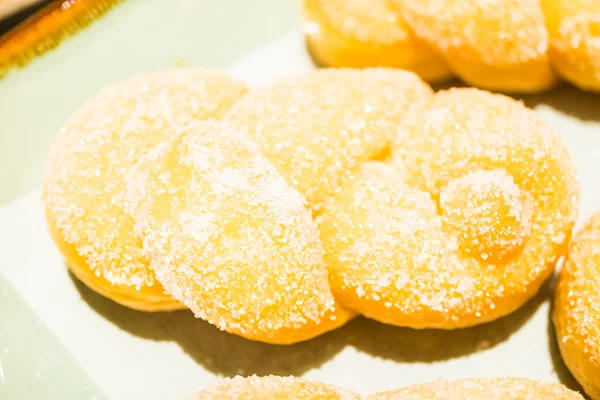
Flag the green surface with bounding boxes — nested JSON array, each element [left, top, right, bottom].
[[0, 275, 106, 399], [0, 1, 296, 397]]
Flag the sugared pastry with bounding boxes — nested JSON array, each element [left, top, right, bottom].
[[302, 0, 452, 82], [554, 211, 600, 400], [226, 68, 433, 212], [43, 70, 248, 311], [320, 88, 578, 328], [369, 377, 585, 399], [397, 0, 558, 93], [187, 376, 584, 399], [125, 122, 353, 344], [541, 0, 600, 92], [188, 375, 361, 399]]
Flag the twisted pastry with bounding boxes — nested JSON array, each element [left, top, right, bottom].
[[554, 211, 600, 400], [541, 0, 600, 91], [320, 88, 578, 328], [369, 377, 585, 399], [187, 376, 360, 399], [398, 0, 557, 92], [187, 376, 584, 399], [225, 68, 432, 212], [44, 69, 578, 343], [303, 0, 600, 92], [302, 0, 452, 82], [43, 70, 248, 311], [125, 122, 353, 344]]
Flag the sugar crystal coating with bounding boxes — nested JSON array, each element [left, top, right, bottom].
[[125, 121, 353, 344], [440, 169, 533, 262], [554, 211, 600, 400], [369, 377, 585, 399], [302, 0, 452, 82], [396, 0, 557, 92], [541, 0, 600, 92], [302, 0, 600, 93], [320, 88, 579, 328], [187, 376, 583, 399], [42, 69, 248, 310], [188, 375, 361, 400], [226, 68, 433, 212], [320, 162, 465, 327]]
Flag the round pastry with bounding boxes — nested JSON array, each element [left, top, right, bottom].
[[302, 0, 452, 82], [187, 375, 360, 399], [369, 377, 585, 399], [226, 68, 433, 212], [554, 211, 600, 400], [388, 0, 558, 92], [319, 88, 579, 328], [125, 121, 353, 344], [541, 0, 600, 92], [43, 70, 248, 311]]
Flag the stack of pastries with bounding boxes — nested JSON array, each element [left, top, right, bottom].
[[43, 66, 598, 398], [303, 0, 600, 93]]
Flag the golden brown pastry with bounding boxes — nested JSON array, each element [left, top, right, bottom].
[[43, 70, 248, 311], [554, 211, 600, 400]]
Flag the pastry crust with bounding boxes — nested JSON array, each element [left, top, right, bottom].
[[554, 211, 600, 400], [320, 88, 578, 328], [43, 70, 248, 311], [302, 0, 452, 82], [369, 377, 585, 399]]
